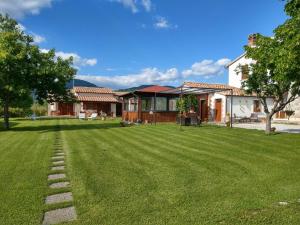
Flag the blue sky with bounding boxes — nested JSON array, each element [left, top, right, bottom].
[[0, 0, 287, 89]]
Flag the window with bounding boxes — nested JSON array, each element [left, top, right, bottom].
[[124, 98, 137, 112], [241, 65, 249, 80], [142, 97, 153, 111], [156, 97, 167, 111], [129, 98, 138, 112], [169, 98, 178, 111], [253, 100, 261, 112], [123, 100, 129, 111]]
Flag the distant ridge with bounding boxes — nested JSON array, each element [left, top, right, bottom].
[[66, 79, 98, 88], [116, 85, 175, 92]]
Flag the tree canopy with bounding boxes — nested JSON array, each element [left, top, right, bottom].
[[0, 14, 76, 129], [242, 0, 300, 133]]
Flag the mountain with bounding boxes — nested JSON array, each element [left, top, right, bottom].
[[66, 79, 98, 88], [116, 85, 175, 92]]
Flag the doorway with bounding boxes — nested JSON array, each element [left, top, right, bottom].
[[215, 99, 222, 122], [200, 100, 207, 121]]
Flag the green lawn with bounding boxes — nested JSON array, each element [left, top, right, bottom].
[[1, 119, 300, 225]]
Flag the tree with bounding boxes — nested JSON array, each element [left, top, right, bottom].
[[0, 14, 76, 129], [241, 0, 300, 134], [176, 94, 199, 115]]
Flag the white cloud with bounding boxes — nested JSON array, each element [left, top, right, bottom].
[[0, 0, 54, 18], [110, 0, 152, 13], [41, 49, 98, 68], [17, 23, 46, 44], [32, 33, 46, 44], [111, 0, 138, 13], [141, 0, 152, 12], [77, 67, 179, 89], [154, 16, 177, 29], [182, 58, 231, 78]]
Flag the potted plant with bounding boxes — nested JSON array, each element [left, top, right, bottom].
[[176, 95, 199, 125]]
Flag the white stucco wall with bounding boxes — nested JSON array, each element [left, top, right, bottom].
[[228, 55, 253, 88], [208, 93, 274, 122], [226, 96, 273, 119], [287, 96, 300, 121], [208, 93, 226, 122]]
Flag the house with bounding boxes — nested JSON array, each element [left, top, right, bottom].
[[120, 85, 180, 123], [226, 34, 300, 122], [48, 86, 122, 117]]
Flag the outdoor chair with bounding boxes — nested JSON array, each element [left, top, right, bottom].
[[250, 113, 259, 122], [88, 113, 98, 120], [79, 113, 86, 120]]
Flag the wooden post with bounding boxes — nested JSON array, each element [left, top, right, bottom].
[[230, 89, 233, 128], [180, 86, 183, 129], [154, 92, 157, 125]]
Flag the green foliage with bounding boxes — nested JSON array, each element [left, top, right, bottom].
[[31, 103, 47, 116], [285, 0, 300, 16], [0, 14, 76, 128], [0, 107, 32, 117], [240, 1, 300, 133], [176, 94, 199, 113]]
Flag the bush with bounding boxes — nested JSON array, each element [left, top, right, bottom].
[[0, 107, 32, 117], [31, 103, 47, 116]]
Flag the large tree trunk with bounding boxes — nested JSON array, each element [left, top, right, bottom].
[[265, 113, 272, 134], [3, 100, 10, 130]]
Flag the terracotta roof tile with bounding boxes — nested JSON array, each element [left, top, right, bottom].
[[219, 88, 257, 96], [77, 95, 118, 102], [73, 86, 113, 94], [184, 82, 257, 96], [137, 85, 173, 93], [184, 82, 234, 90]]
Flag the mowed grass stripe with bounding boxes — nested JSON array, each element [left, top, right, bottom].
[[0, 119, 55, 225], [141, 125, 299, 163], [125, 126, 256, 175]]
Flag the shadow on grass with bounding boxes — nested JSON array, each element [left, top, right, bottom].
[[0, 121, 20, 131], [7, 122, 122, 133], [0, 118, 121, 132]]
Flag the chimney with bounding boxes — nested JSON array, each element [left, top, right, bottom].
[[248, 34, 257, 47]]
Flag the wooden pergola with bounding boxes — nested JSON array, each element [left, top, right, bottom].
[[161, 84, 234, 128]]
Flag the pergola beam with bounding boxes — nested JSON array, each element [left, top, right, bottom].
[[161, 84, 234, 128]]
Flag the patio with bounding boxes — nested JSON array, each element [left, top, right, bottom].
[[233, 122, 300, 134]]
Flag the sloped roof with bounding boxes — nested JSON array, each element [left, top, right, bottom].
[[73, 86, 113, 94], [137, 85, 173, 93], [77, 94, 118, 102], [219, 88, 257, 97], [114, 91, 129, 96], [225, 53, 246, 68], [184, 82, 234, 90]]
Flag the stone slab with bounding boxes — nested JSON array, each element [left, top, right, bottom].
[[54, 153, 64, 156], [48, 174, 66, 181], [52, 156, 64, 160], [45, 192, 73, 204], [42, 206, 77, 225], [49, 182, 70, 189], [52, 161, 64, 165], [51, 166, 65, 171]]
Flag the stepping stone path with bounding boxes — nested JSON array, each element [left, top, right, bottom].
[[42, 207, 77, 225], [45, 192, 73, 204], [42, 130, 77, 225], [51, 166, 65, 171], [52, 156, 64, 160], [52, 161, 64, 165], [48, 173, 66, 181], [49, 182, 70, 189], [55, 153, 64, 156]]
